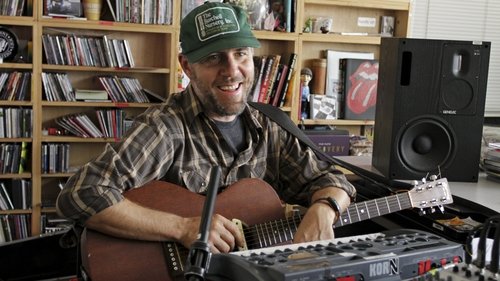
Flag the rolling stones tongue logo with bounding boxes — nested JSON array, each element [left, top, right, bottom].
[[346, 61, 379, 114]]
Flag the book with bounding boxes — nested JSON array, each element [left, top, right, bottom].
[[278, 69, 296, 109], [284, 0, 292, 32], [0, 182, 14, 210], [257, 56, 275, 103], [270, 64, 288, 106], [18, 142, 28, 173], [278, 53, 297, 107], [340, 58, 379, 120], [106, 0, 117, 21], [325, 50, 374, 118], [262, 54, 281, 104], [143, 88, 165, 102], [251, 55, 267, 102], [75, 89, 109, 100]]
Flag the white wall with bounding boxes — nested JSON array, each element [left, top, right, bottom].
[[409, 0, 500, 116]]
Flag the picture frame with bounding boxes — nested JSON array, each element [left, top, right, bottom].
[[45, 0, 83, 17], [310, 94, 337, 119]]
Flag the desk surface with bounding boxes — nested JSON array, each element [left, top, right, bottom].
[[448, 173, 500, 212], [337, 156, 500, 212]]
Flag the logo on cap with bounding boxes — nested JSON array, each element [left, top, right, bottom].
[[195, 7, 240, 42]]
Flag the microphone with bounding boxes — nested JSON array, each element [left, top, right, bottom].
[[184, 166, 221, 281]]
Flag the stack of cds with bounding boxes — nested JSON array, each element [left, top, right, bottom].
[[482, 145, 500, 177], [480, 126, 500, 178]]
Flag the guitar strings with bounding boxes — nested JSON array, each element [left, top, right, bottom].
[[171, 191, 431, 275], [243, 215, 302, 249], [243, 193, 412, 249], [177, 194, 412, 256]]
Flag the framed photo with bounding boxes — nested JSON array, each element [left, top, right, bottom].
[[45, 0, 83, 17], [310, 94, 337, 119]]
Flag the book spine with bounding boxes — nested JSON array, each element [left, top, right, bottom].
[[258, 57, 274, 103], [271, 64, 288, 107], [279, 53, 297, 107], [251, 56, 267, 102], [284, 0, 292, 32], [263, 54, 281, 104]]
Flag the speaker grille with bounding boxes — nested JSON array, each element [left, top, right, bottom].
[[398, 117, 455, 173]]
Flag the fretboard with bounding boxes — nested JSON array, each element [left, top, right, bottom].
[[244, 192, 413, 249], [244, 213, 302, 249], [335, 192, 412, 227]]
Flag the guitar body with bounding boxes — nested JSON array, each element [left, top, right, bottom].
[[81, 178, 285, 281]]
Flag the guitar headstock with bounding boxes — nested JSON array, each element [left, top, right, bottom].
[[408, 176, 453, 214]]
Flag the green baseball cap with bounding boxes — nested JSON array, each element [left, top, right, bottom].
[[180, 2, 260, 63]]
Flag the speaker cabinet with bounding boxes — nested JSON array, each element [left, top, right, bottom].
[[372, 38, 490, 182]]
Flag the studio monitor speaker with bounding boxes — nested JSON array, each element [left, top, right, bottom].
[[372, 38, 491, 182]]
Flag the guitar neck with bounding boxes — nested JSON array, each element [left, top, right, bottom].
[[244, 177, 452, 249], [335, 192, 412, 227], [244, 192, 413, 249]]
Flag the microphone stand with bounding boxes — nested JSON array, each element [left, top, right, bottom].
[[184, 167, 221, 281]]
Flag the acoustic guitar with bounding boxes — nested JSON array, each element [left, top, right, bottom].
[[81, 177, 452, 281]]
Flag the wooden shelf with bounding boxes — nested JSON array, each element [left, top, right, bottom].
[[304, 0, 410, 10], [300, 33, 382, 45], [41, 136, 121, 142], [41, 101, 154, 108], [302, 119, 375, 126], [42, 64, 171, 74]]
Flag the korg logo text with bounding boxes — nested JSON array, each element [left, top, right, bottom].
[[369, 259, 399, 277], [442, 110, 457, 114]]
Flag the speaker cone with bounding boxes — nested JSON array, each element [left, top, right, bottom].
[[397, 117, 455, 173]]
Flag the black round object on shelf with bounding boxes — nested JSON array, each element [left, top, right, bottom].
[[0, 26, 19, 61]]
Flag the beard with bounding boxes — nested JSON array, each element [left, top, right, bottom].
[[191, 72, 254, 117]]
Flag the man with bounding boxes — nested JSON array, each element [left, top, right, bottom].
[[56, 2, 356, 254]]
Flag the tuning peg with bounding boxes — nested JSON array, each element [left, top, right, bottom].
[[430, 175, 438, 181], [421, 178, 427, 184], [419, 209, 426, 215], [439, 205, 445, 213], [411, 180, 419, 186]]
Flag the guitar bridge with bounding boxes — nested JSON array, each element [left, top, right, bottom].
[[162, 241, 185, 279]]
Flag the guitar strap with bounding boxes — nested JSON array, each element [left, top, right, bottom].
[[248, 102, 402, 188]]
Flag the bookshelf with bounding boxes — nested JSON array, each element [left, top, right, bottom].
[[0, 0, 411, 240], [296, 0, 411, 135]]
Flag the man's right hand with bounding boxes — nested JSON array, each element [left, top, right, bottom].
[[180, 214, 244, 253], [85, 199, 244, 254]]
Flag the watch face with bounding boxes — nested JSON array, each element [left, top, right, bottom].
[[0, 27, 18, 61]]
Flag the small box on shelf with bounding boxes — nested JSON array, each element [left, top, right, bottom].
[[304, 128, 350, 158]]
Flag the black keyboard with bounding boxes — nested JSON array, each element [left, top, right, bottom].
[[206, 229, 464, 281]]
